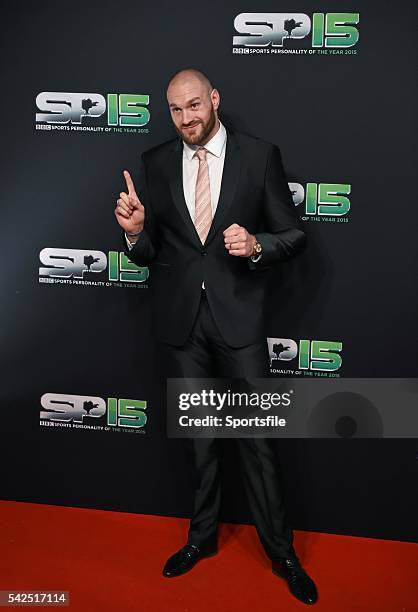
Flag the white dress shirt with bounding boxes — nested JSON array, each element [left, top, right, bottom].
[[182, 119, 226, 221]]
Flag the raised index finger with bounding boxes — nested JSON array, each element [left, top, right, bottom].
[[123, 170, 136, 196]]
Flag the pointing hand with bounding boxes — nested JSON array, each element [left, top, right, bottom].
[[114, 170, 145, 236]]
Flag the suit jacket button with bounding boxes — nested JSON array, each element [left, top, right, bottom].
[[201, 250, 207, 256]]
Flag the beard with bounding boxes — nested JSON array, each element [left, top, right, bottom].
[[175, 108, 217, 146]]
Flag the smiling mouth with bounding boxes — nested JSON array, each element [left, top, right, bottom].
[[183, 123, 200, 130]]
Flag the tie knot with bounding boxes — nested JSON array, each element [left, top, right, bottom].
[[195, 147, 207, 161]]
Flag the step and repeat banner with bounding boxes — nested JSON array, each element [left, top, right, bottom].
[[1, 2, 417, 541]]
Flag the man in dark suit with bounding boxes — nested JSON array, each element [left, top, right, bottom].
[[114, 68, 318, 605]]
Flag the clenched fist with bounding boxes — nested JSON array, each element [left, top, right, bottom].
[[114, 170, 145, 237], [223, 223, 255, 257]]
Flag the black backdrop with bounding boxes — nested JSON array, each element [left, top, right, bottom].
[[1, 1, 417, 542]]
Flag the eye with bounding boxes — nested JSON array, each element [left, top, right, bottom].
[[191, 103, 199, 109]]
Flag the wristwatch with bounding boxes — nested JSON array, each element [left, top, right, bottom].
[[250, 236, 263, 262]]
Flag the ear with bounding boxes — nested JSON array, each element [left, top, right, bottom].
[[211, 88, 220, 110]]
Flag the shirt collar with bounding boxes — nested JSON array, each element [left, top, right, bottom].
[[183, 120, 227, 161]]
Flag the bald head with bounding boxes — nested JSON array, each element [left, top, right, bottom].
[[166, 68, 220, 147], [167, 68, 213, 98]]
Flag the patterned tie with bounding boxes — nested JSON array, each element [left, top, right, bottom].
[[193, 147, 212, 243]]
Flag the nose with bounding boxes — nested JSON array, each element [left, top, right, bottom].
[[182, 109, 195, 125]]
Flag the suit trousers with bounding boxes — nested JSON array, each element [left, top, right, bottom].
[[159, 289, 296, 561]]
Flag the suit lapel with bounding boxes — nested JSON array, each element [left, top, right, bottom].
[[168, 138, 202, 248], [205, 127, 241, 246], [168, 125, 241, 247]]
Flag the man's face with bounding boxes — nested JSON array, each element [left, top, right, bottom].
[[167, 78, 219, 146]]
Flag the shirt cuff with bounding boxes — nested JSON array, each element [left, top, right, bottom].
[[125, 232, 135, 250]]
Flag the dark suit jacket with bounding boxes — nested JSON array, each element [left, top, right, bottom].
[[122, 124, 306, 348]]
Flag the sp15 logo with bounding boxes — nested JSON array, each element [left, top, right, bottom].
[[290, 183, 351, 216], [39, 248, 148, 283], [40, 393, 147, 428], [268, 338, 343, 372], [36, 92, 150, 126], [233, 13, 359, 48]]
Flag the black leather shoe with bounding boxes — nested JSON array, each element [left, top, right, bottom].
[[162, 543, 218, 577], [272, 557, 318, 605]]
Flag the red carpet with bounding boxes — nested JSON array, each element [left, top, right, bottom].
[[1, 500, 417, 611]]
